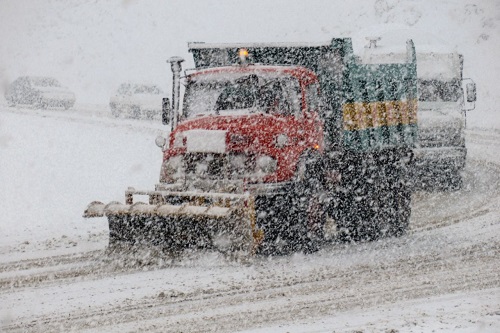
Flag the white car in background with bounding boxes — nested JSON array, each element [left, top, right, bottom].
[[5, 76, 76, 109], [109, 83, 164, 120]]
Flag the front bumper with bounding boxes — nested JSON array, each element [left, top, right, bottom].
[[155, 180, 292, 198], [413, 146, 466, 173]]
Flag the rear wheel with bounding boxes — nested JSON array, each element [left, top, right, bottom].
[[335, 149, 412, 242], [442, 169, 463, 191], [387, 183, 411, 237]]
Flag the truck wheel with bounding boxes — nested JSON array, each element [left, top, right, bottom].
[[335, 149, 412, 242], [255, 154, 325, 255], [334, 158, 382, 242], [444, 170, 463, 191], [385, 150, 412, 237], [254, 194, 291, 255], [385, 178, 411, 237], [289, 153, 326, 253], [336, 194, 382, 242]]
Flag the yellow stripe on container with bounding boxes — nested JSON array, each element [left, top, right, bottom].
[[343, 100, 417, 131]]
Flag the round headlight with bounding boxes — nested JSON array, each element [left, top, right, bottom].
[[256, 155, 277, 175], [275, 134, 288, 148], [160, 155, 183, 183], [155, 135, 167, 149]]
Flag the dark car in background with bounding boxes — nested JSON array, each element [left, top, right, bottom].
[[109, 83, 164, 120], [5, 76, 76, 109]]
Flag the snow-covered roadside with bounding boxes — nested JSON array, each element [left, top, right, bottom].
[[0, 106, 163, 255]]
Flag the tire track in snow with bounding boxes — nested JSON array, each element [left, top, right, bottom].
[[2, 240, 498, 332], [0, 249, 191, 292], [0, 251, 103, 274], [410, 158, 500, 233]]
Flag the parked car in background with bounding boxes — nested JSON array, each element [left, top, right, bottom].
[[5, 76, 76, 109], [109, 83, 164, 120]]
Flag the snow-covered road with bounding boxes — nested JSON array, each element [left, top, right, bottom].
[[0, 105, 499, 332]]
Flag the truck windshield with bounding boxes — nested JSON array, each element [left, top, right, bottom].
[[182, 73, 301, 118], [418, 79, 461, 102]]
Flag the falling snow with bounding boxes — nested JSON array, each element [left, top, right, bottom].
[[0, 0, 499, 332]]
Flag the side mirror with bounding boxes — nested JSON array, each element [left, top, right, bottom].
[[466, 82, 476, 103], [155, 135, 167, 150], [462, 79, 476, 111], [162, 97, 171, 125]]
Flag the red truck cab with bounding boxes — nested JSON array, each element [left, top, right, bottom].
[[159, 65, 325, 193]]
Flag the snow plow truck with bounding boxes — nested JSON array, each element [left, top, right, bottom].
[[84, 37, 418, 256]]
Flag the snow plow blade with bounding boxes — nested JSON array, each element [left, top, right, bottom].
[[83, 190, 263, 256]]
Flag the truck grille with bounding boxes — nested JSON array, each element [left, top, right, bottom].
[[184, 153, 255, 179]]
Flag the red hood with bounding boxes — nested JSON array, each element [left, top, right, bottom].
[[164, 112, 323, 183], [170, 113, 294, 152]]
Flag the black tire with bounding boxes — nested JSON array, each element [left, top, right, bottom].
[[388, 183, 411, 237], [260, 153, 325, 255], [334, 154, 381, 242], [443, 170, 463, 191], [255, 194, 292, 255], [414, 167, 463, 192], [335, 149, 412, 242]]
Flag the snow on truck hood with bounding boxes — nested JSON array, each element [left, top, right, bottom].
[[184, 129, 227, 153]]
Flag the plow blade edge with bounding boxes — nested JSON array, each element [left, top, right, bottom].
[[83, 192, 263, 255]]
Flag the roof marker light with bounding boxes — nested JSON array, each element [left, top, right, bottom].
[[239, 48, 249, 64]]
